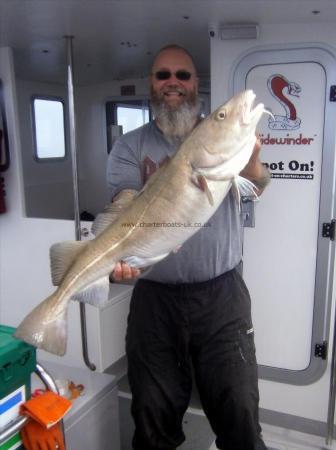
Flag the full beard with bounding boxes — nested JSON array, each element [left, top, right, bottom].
[[150, 87, 201, 145]]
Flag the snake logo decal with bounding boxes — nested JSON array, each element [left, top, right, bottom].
[[267, 74, 301, 130]]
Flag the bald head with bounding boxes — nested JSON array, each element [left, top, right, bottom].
[[151, 45, 197, 75]]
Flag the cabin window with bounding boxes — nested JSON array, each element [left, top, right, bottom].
[[116, 104, 150, 134], [32, 97, 66, 160], [106, 100, 151, 153]]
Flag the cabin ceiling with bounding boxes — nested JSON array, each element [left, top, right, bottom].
[[0, 0, 335, 86]]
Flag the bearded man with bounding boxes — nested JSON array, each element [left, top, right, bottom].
[[106, 45, 269, 450]]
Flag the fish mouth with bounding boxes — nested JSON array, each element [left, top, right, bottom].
[[248, 102, 265, 123], [240, 90, 265, 125]]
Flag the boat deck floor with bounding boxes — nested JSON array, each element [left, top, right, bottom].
[[106, 361, 336, 450]]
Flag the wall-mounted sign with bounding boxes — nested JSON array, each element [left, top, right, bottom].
[[247, 63, 324, 188]]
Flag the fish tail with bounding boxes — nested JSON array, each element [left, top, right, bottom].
[[14, 292, 68, 356]]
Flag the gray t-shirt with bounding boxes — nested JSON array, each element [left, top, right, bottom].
[[106, 121, 243, 284]]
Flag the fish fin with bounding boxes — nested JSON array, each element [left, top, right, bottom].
[[91, 212, 115, 236], [232, 176, 259, 211], [191, 173, 214, 206], [92, 190, 138, 236], [123, 253, 170, 268], [14, 292, 68, 356], [50, 241, 88, 286], [71, 276, 110, 306], [237, 176, 259, 200]]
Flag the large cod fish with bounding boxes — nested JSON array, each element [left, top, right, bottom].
[[15, 90, 265, 356]]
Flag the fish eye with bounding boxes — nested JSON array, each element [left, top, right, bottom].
[[217, 110, 226, 120]]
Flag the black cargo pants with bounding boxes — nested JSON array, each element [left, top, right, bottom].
[[126, 267, 267, 450]]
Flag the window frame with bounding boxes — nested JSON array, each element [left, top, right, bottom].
[[115, 102, 150, 134], [31, 95, 67, 162], [105, 97, 152, 153]]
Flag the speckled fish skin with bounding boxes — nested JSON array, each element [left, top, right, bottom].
[[14, 90, 265, 356]]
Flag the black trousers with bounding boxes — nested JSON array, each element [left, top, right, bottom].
[[126, 268, 267, 450]]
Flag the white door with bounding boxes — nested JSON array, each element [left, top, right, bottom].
[[232, 46, 336, 385]]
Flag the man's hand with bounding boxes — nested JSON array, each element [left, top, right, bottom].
[[111, 261, 141, 281], [239, 136, 270, 195]]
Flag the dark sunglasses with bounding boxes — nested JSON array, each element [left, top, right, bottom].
[[154, 70, 192, 81]]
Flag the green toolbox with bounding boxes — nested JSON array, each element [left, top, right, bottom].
[[0, 325, 36, 450]]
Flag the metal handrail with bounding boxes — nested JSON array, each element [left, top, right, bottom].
[[64, 35, 96, 372], [0, 363, 61, 445]]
